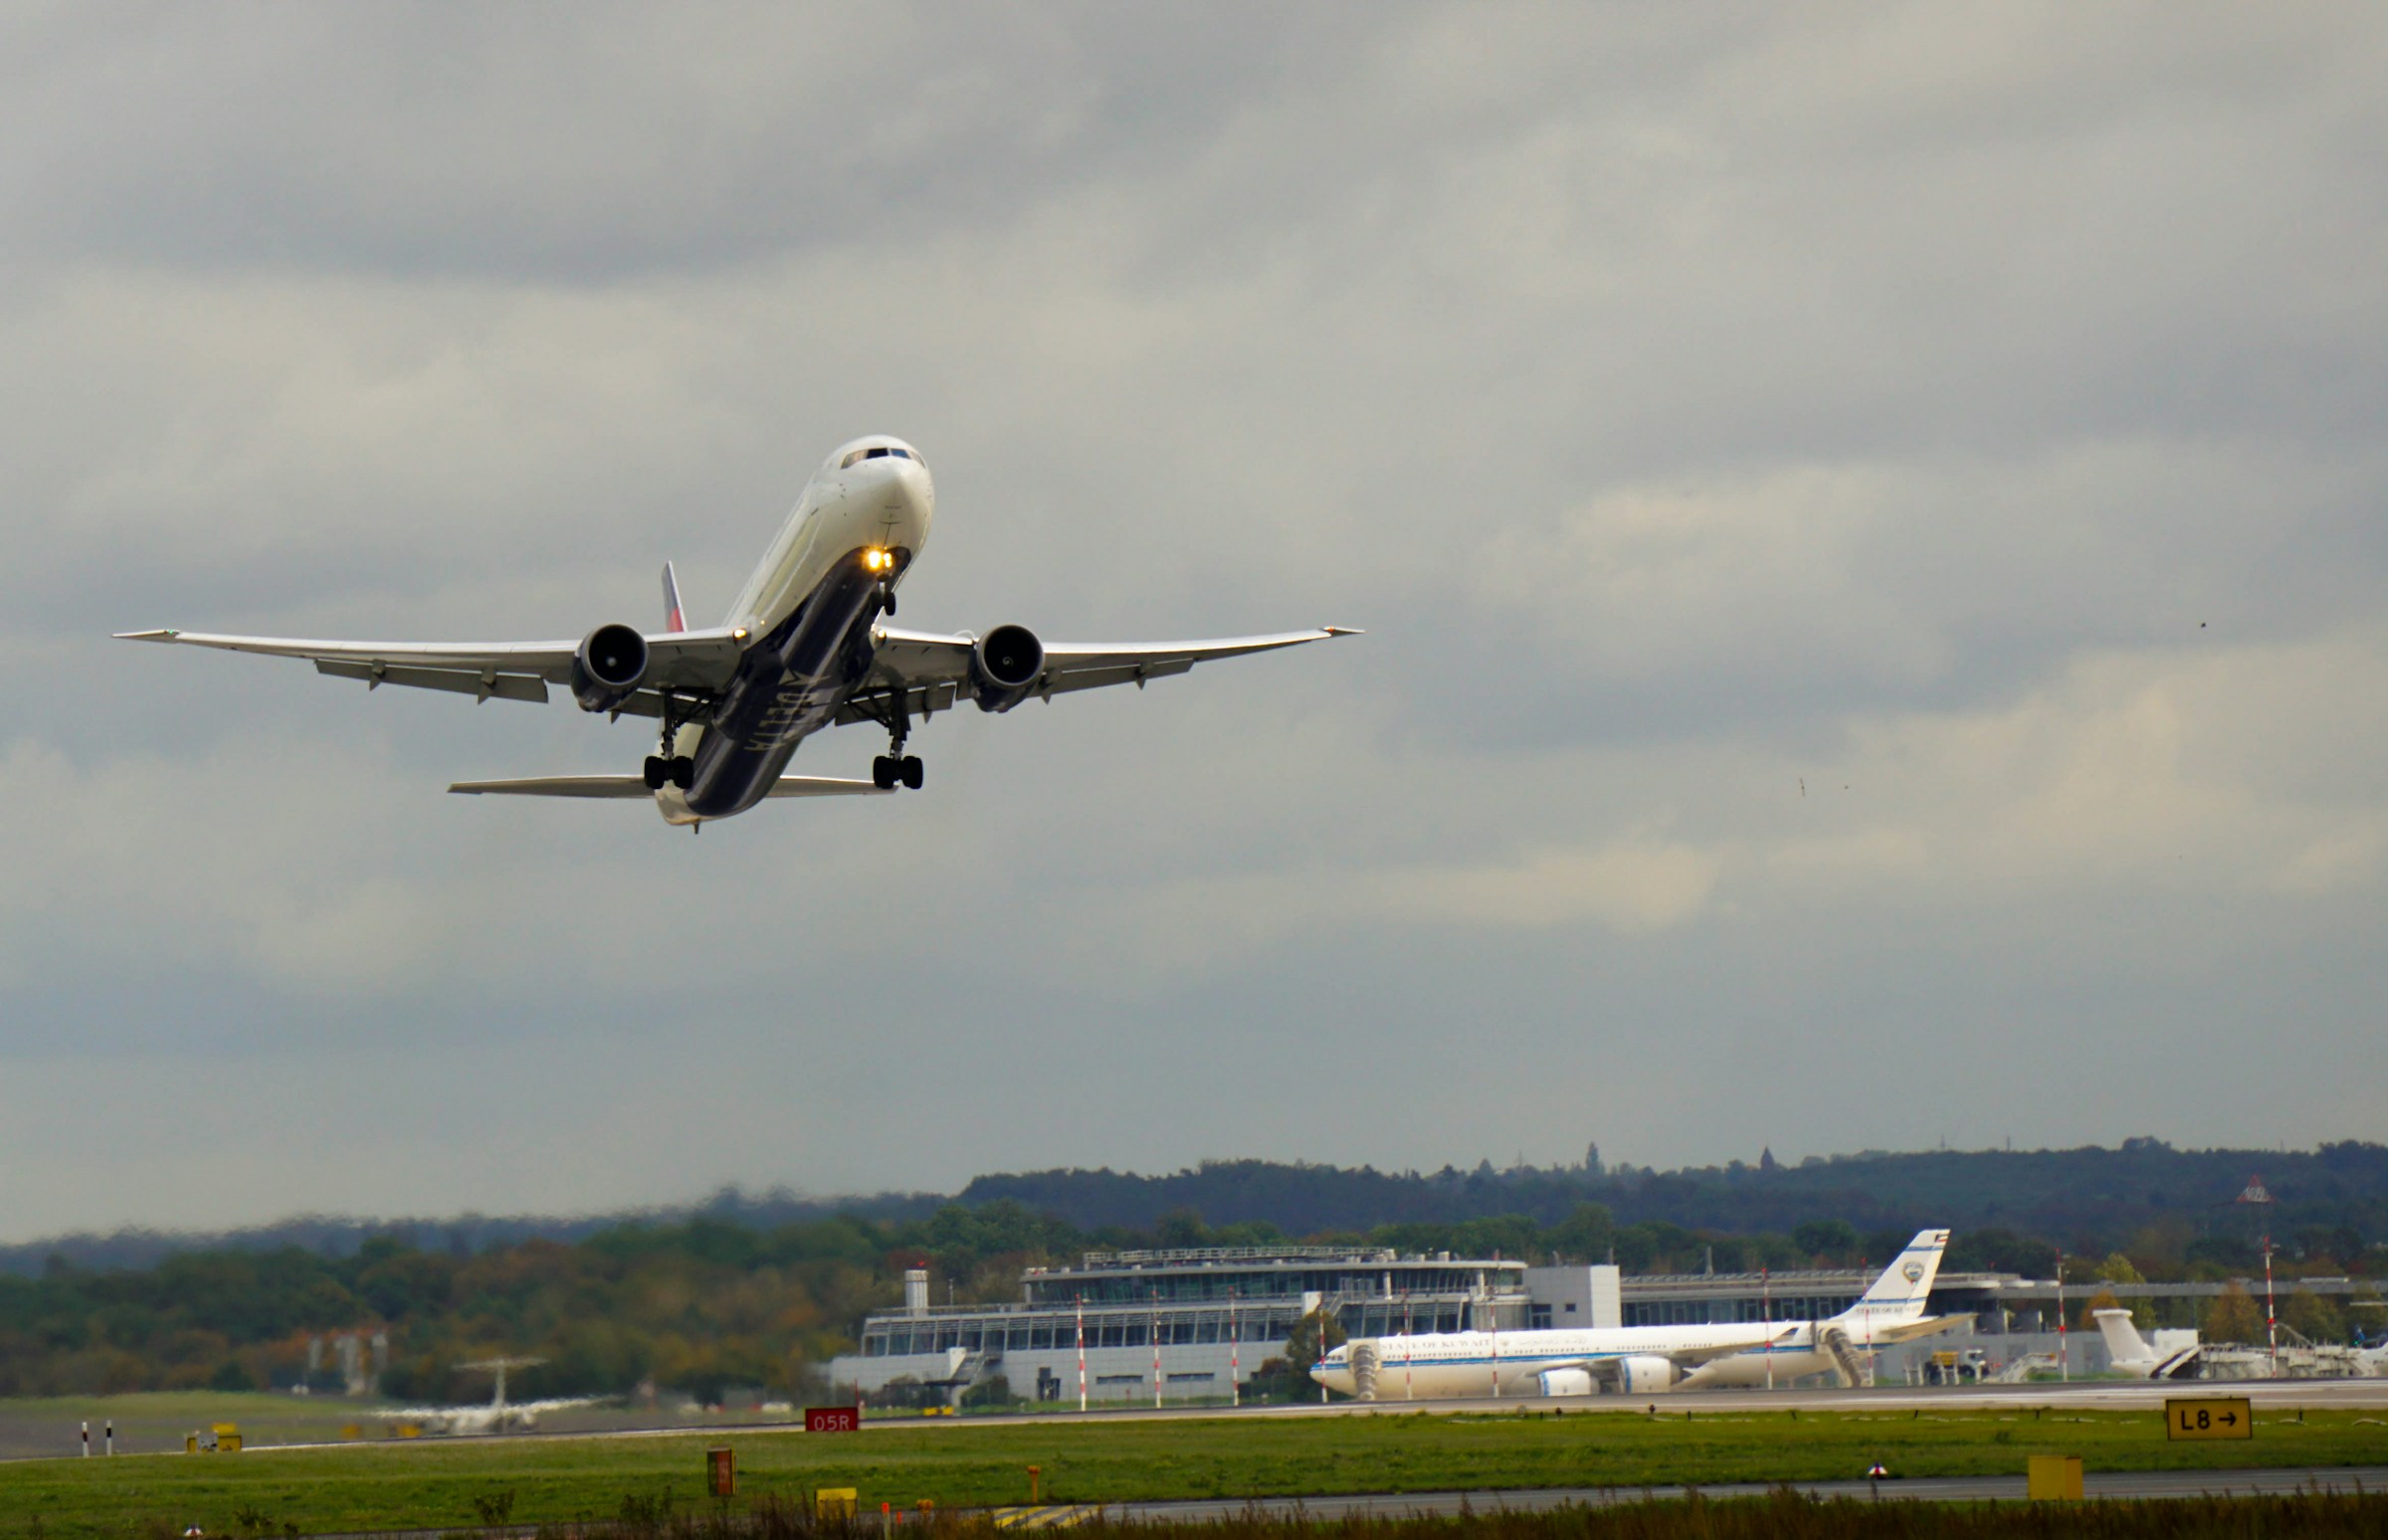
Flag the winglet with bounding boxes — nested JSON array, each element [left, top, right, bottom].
[[661, 563, 687, 634], [114, 630, 181, 642], [1322, 626, 1365, 637]]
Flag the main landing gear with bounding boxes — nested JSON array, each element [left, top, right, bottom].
[[645, 691, 696, 791], [869, 689, 923, 792], [643, 754, 694, 791]]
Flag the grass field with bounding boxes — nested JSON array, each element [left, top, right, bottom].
[[4, 1406, 2385, 1539]]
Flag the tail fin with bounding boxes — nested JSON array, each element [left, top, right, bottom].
[[2092, 1307, 2153, 1369], [1835, 1229, 1948, 1327], [661, 562, 687, 634]]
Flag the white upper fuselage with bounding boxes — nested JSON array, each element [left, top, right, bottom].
[[654, 436, 933, 821], [723, 436, 935, 639]]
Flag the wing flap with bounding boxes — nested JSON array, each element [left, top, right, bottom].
[[833, 679, 963, 728], [316, 659, 549, 703]]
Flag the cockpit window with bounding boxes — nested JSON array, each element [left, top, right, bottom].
[[840, 445, 922, 470]]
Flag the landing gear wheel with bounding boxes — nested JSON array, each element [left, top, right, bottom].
[[877, 582, 896, 618], [670, 756, 696, 790], [872, 755, 898, 791], [899, 755, 923, 791], [643, 755, 668, 791]]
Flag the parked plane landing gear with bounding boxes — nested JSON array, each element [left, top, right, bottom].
[[872, 754, 923, 791], [643, 755, 695, 791]]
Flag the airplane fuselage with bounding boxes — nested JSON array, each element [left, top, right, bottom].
[[1312, 1322, 1792, 1399], [660, 437, 933, 822]]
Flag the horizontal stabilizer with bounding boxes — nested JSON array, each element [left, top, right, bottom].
[[449, 775, 887, 798]]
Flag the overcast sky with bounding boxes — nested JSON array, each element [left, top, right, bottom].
[[3, 4, 2383, 1242]]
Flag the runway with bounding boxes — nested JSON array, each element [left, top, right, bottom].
[[224, 1373, 2388, 1455], [904, 1374, 2388, 1433]]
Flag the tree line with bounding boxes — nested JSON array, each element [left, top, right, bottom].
[[1, 1184, 2375, 1403]]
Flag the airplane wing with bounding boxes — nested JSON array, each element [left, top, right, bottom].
[[839, 625, 1359, 726], [114, 627, 745, 711], [448, 775, 886, 798]]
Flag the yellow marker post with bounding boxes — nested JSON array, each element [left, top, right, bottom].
[[2165, 1397, 2254, 1441], [2026, 1455, 2083, 1500], [815, 1486, 858, 1519]]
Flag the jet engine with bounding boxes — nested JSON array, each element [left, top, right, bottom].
[[1536, 1368, 1596, 1398], [1619, 1355, 1677, 1394], [969, 624, 1045, 712], [571, 623, 650, 712]]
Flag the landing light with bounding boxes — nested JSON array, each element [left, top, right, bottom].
[[863, 547, 893, 573]]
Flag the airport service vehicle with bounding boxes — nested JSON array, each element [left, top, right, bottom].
[[122, 436, 1354, 826], [1311, 1229, 1953, 1399]]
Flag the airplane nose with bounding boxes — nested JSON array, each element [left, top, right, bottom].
[[877, 462, 932, 538]]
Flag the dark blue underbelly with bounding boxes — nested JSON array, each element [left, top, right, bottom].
[[685, 557, 883, 819]]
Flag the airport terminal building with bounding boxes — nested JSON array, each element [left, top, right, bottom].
[[828, 1247, 1538, 1404], [827, 1244, 2362, 1402]]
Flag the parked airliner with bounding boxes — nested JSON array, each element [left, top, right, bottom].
[[1311, 1230, 1953, 1399], [121, 436, 1355, 826]]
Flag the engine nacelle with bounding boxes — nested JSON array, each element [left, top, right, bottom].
[[1536, 1368, 1595, 1398], [571, 623, 650, 712], [1619, 1355, 1677, 1394], [969, 624, 1045, 712]]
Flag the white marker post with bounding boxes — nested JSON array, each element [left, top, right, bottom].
[[82, 1421, 89, 1456], [1151, 1287, 1162, 1411], [1489, 1287, 1500, 1400], [2264, 1235, 2281, 1376], [105, 1420, 113, 1455], [1076, 1295, 1087, 1413], [1404, 1294, 1415, 1401], [1229, 1291, 1240, 1409], [1762, 1266, 1774, 1392], [2056, 1261, 2069, 1383]]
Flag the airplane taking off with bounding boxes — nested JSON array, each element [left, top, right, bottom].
[[1311, 1230, 1953, 1400], [121, 436, 1356, 826]]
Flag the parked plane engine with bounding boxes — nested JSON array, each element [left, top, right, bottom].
[[1619, 1355, 1677, 1394], [1536, 1368, 1595, 1397], [969, 625, 1044, 711], [571, 624, 649, 712]]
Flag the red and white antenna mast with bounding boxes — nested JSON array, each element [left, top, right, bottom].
[[2238, 1174, 2279, 1373]]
